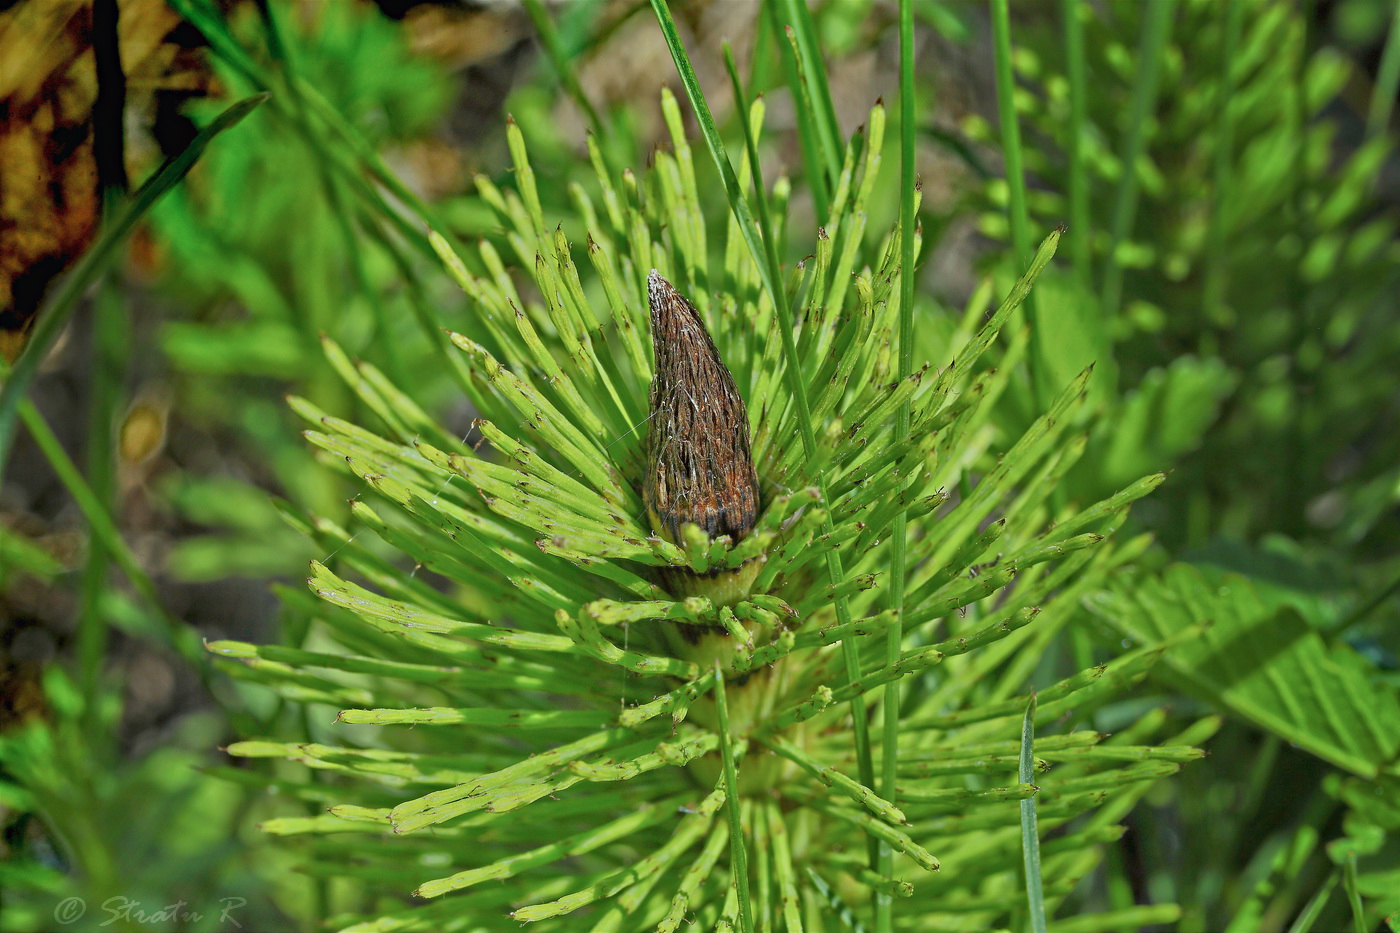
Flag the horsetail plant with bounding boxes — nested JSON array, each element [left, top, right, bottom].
[[210, 75, 1212, 930]]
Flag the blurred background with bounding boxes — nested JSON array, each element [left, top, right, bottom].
[[2, 0, 1398, 930]]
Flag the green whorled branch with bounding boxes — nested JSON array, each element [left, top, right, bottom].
[[213, 84, 1207, 932]]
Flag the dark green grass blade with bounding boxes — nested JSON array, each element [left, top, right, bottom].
[[77, 0, 129, 731], [1334, 570, 1400, 639], [1368, 0, 1400, 140], [767, 3, 832, 219], [16, 401, 203, 667], [77, 277, 123, 735], [721, 45, 781, 296], [1286, 872, 1338, 933]]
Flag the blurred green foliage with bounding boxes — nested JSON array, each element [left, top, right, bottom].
[[2, 0, 1399, 931], [951, 1, 1400, 929]]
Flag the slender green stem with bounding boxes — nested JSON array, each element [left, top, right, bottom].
[[714, 661, 754, 933], [1343, 852, 1365, 933], [171, 0, 461, 262], [77, 276, 124, 733], [1368, 0, 1400, 141], [1286, 872, 1339, 933], [1334, 570, 1400, 639], [769, 2, 832, 220], [255, 3, 403, 385], [876, 2, 917, 929], [1061, 0, 1090, 291], [1287, 0, 1315, 538], [653, 0, 876, 840], [522, 0, 608, 143], [777, 0, 843, 186], [1238, 734, 1282, 821], [1019, 694, 1047, 933], [16, 399, 203, 667], [78, 0, 128, 732], [721, 46, 782, 306], [989, 0, 1042, 404], [1100, 0, 1176, 320], [1203, 0, 1245, 332]]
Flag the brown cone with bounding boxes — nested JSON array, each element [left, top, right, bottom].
[[643, 270, 760, 546]]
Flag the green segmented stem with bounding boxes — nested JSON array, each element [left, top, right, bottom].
[[989, 0, 1043, 404], [658, 2, 878, 848], [1100, 0, 1177, 324], [1020, 694, 1048, 933], [1062, 0, 1091, 290], [715, 661, 755, 933], [764, 736, 907, 826], [878, 1, 917, 925]]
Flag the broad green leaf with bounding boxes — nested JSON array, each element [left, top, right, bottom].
[[1087, 564, 1400, 777], [1078, 355, 1236, 494]]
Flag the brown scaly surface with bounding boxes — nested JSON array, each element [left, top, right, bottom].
[[0, 0, 210, 362], [643, 270, 759, 547]]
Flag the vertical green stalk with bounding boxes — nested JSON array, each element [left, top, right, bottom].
[[721, 46, 782, 310], [989, 0, 1043, 404], [78, 0, 127, 732], [876, 1, 916, 930], [1288, 872, 1339, 932], [1019, 695, 1047, 933], [256, 4, 404, 391], [1368, 0, 1400, 141], [1061, 0, 1091, 291], [1203, 0, 1245, 333], [1333, 570, 1400, 639], [77, 277, 124, 734], [776, 0, 843, 186], [15, 400, 203, 666], [768, 2, 832, 220], [1343, 852, 1365, 933], [1287, 0, 1315, 537], [651, 0, 876, 855], [715, 661, 754, 933], [1100, 0, 1176, 320], [521, 0, 608, 143], [748, 4, 775, 95]]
